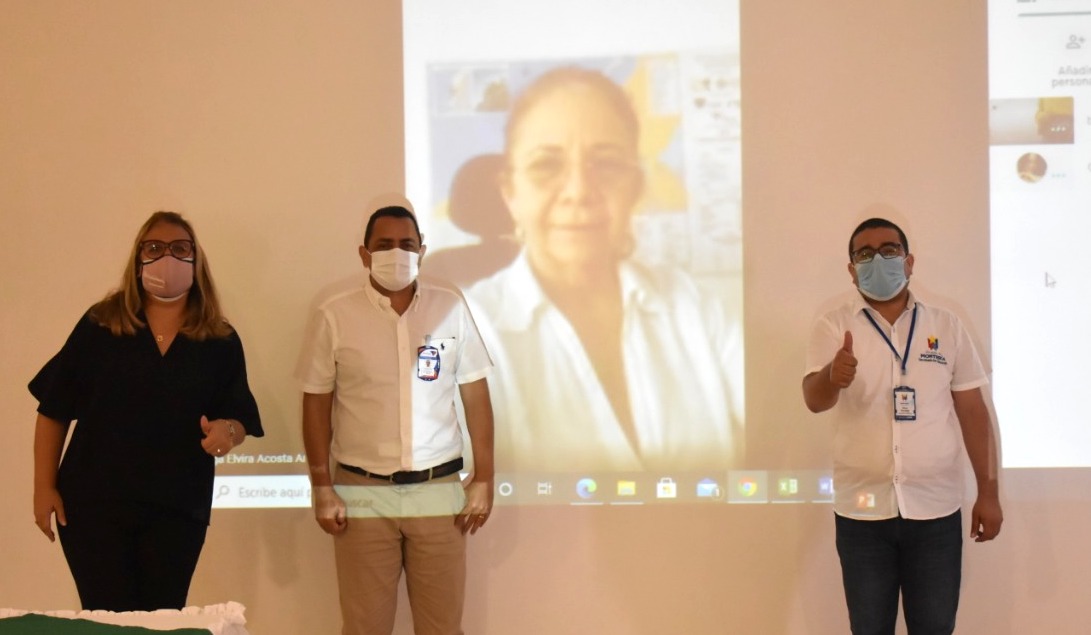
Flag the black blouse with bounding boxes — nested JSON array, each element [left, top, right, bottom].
[[29, 311, 263, 524]]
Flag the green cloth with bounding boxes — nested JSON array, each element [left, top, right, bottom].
[[0, 614, 212, 635]]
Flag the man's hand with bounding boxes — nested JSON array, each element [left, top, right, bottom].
[[456, 477, 494, 535], [829, 331, 857, 388], [33, 486, 66, 542], [969, 495, 1003, 542], [313, 486, 348, 535]]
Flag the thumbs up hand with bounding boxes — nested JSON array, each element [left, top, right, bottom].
[[829, 331, 857, 388]]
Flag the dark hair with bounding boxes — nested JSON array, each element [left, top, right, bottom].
[[848, 217, 909, 258], [363, 205, 422, 248], [503, 66, 640, 158]]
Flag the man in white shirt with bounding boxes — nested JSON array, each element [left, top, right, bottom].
[[802, 217, 1002, 635], [298, 204, 495, 635]]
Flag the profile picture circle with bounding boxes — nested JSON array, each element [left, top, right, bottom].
[[1017, 152, 1047, 183]]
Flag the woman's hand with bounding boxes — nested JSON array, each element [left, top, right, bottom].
[[33, 486, 66, 542], [200, 416, 238, 457], [33, 414, 70, 542]]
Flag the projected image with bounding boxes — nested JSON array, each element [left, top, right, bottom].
[[989, 0, 1091, 468], [1016, 152, 1047, 183], [989, 96, 1074, 145], [415, 56, 743, 496]]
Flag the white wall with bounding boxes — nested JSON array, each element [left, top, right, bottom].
[[2, 1, 1089, 633]]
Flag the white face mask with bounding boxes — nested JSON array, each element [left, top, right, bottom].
[[141, 256, 194, 301], [368, 248, 420, 292]]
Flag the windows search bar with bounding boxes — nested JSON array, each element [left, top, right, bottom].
[[212, 475, 312, 509]]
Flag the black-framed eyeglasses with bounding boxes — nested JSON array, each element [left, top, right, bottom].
[[139, 239, 195, 262], [851, 242, 904, 264]]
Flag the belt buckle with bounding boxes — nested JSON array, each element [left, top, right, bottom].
[[388, 463, 444, 485], [392, 470, 425, 485]]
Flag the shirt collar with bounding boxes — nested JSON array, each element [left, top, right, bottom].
[[361, 275, 420, 313], [852, 288, 920, 318], [487, 251, 668, 331]]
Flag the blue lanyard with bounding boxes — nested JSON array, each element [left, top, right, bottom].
[[862, 304, 917, 376]]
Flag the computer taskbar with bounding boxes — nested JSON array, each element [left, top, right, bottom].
[[209, 470, 836, 508], [491, 470, 835, 506]]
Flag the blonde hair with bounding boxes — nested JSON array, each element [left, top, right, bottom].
[[89, 211, 233, 340]]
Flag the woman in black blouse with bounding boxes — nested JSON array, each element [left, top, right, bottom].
[[30, 210, 263, 612]]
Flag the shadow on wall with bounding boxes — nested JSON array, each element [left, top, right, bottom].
[[425, 154, 520, 289]]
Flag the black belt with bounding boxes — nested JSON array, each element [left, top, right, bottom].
[[338, 457, 463, 484]]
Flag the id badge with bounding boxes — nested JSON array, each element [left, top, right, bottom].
[[893, 385, 916, 421], [417, 345, 441, 381]]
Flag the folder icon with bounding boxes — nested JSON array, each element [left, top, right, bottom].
[[617, 480, 636, 496]]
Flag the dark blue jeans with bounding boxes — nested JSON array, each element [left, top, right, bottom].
[[835, 510, 962, 635]]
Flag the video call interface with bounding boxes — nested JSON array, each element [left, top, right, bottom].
[[401, 0, 748, 507], [209, 0, 1090, 509], [988, 0, 1091, 470]]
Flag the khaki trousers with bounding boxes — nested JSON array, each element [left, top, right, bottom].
[[333, 466, 467, 635]]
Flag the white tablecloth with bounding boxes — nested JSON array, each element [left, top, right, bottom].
[[0, 602, 248, 634]]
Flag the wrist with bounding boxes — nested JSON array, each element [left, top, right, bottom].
[[976, 479, 1000, 498], [309, 464, 333, 487], [313, 484, 338, 499]]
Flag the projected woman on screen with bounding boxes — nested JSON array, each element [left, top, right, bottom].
[[468, 67, 742, 473], [28, 211, 263, 612]]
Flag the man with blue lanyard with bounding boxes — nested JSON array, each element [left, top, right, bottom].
[[802, 217, 1003, 635]]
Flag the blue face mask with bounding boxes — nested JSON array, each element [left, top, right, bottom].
[[854, 255, 907, 301]]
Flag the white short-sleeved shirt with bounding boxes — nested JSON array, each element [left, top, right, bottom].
[[805, 291, 988, 520], [468, 252, 743, 472], [297, 275, 492, 473]]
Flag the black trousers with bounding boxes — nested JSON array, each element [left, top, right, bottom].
[[57, 500, 208, 611]]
